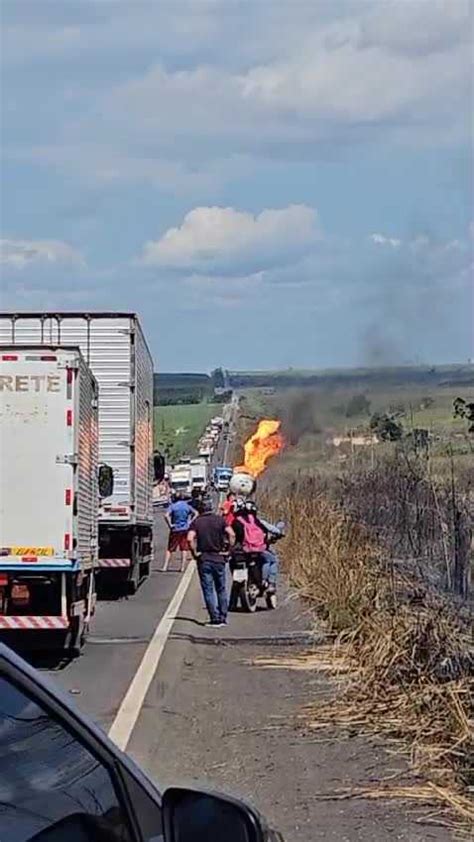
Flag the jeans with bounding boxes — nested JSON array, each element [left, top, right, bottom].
[[261, 549, 279, 587], [197, 558, 228, 622]]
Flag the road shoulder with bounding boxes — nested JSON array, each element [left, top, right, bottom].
[[128, 576, 453, 841]]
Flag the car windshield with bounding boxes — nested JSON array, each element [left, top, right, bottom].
[[0, 677, 132, 842]]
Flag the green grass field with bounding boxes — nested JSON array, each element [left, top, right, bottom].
[[241, 381, 474, 485], [154, 403, 221, 462], [254, 383, 473, 435]]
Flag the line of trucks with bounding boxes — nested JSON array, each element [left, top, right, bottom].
[[0, 312, 157, 655], [165, 416, 232, 500]]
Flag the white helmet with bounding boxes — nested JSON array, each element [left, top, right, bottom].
[[229, 472, 256, 497]]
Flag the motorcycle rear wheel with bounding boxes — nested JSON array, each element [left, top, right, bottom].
[[240, 582, 258, 613], [266, 592, 277, 610]]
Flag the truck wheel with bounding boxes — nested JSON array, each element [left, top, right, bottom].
[[68, 616, 85, 658], [141, 557, 151, 579], [89, 572, 97, 617], [127, 562, 139, 595]]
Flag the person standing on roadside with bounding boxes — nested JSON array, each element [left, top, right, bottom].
[[188, 499, 235, 627], [163, 493, 197, 572]]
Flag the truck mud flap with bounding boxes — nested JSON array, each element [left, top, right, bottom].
[[70, 600, 86, 617]]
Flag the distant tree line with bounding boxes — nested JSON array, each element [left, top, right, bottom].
[[153, 369, 229, 405], [153, 372, 212, 405], [228, 366, 474, 390], [158, 391, 204, 405]]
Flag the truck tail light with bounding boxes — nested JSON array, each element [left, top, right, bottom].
[[11, 583, 30, 606], [25, 355, 58, 361], [64, 533, 71, 550], [0, 573, 8, 587]]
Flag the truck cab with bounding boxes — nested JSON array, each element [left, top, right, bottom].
[[213, 466, 233, 492], [189, 459, 208, 493], [169, 466, 193, 497]]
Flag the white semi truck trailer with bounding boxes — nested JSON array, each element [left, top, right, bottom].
[[0, 345, 98, 654], [0, 313, 155, 594]]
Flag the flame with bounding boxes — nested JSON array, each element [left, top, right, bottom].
[[235, 419, 284, 477]]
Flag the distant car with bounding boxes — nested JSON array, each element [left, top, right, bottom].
[[0, 643, 283, 842]]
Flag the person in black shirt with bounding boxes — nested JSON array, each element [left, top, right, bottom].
[[188, 500, 235, 627]]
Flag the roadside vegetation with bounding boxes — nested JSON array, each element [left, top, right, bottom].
[[240, 376, 474, 828], [264, 487, 473, 826]]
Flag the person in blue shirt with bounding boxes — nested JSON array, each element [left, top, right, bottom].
[[163, 493, 197, 572]]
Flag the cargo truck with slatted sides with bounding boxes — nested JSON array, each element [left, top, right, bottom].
[[0, 313, 156, 594], [0, 346, 98, 655]]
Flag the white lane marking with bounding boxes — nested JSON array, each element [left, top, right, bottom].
[[108, 562, 195, 750]]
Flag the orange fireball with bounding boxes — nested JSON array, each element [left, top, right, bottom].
[[235, 419, 284, 477]]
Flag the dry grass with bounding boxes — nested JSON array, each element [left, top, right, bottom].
[[261, 487, 474, 827]]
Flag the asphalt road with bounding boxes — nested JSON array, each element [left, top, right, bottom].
[[32, 403, 451, 840], [44, 397, 238, 726], [38, 510, 451, 841], [43, 514, 179, 729]]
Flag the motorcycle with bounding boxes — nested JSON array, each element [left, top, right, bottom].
[[229, 521, 284, 613]]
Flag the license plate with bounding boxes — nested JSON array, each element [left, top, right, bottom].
[[11, 546, 54, 557], [233, 569, 248, 582]]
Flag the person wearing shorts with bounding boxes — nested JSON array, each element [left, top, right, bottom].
[[163, 494, 197, 572]]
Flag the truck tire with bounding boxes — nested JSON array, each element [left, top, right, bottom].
[[141, 556, 151, 579], [89, 571, 97, 617], [67, 615, 85, 658], [127, 561, 140, 595]]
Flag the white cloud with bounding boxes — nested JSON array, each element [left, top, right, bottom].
[[0, 238, 84, 269], [10, 144, 252, 198], [357, 0, 471, 56], [88, 26, 468, 175], [1, 1, 221, 66], [140, 205, 320, 270], [239, 37, 466, 126], [370, 233, 401, 248], [4, 1, 469, 196]]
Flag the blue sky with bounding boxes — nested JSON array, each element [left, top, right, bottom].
[[1, 0, 472, 371]]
